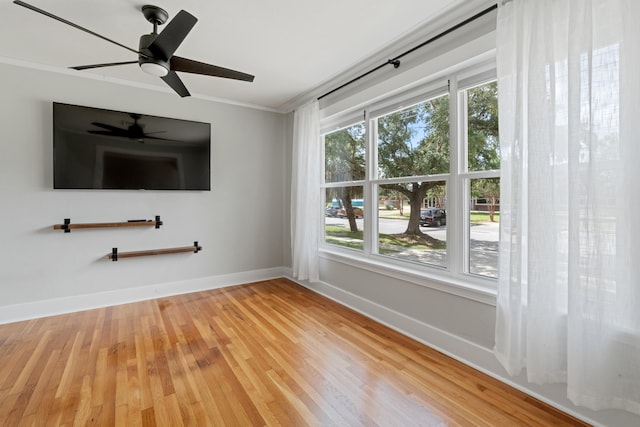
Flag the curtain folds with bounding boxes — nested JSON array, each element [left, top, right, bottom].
[[291, 100, 321, 283], [495, 0, 640, 415]]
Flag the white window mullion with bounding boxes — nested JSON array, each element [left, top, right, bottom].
[[322, 181, 366, 189], [447, 76, 462, 274], [364, 109, 376, 255], [461, 178, 472, 274], [320, 134, 327, 245], [459, 85, 471, 275], [459, 170, 500, 180]]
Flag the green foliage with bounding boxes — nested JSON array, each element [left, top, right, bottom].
[[467, 82, 499, 171], [324, 123, 365, 182], [375, 95, 450, 234], [466, 83, 500, 214], [377, 96, 450, 179], [324, 124, 366, 232], [323, 82, 500, 234], [471, 177, 500, 222], [471, 177, 500, 199]]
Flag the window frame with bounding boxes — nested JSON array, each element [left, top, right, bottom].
[[319, 63, 499, 305], [456, 74, 501, 280]]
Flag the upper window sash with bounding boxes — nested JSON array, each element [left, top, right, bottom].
[[367, 82, 449, 123], [320, 110, 366, 136]]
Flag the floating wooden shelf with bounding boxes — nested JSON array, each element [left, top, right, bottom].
[[109, 242, 202, 261], [54, 216, 162, 232]]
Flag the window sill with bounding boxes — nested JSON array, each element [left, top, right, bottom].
[[319, 245, 498, 306]]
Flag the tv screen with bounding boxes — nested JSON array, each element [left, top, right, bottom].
[[53, 102, 211, 190]]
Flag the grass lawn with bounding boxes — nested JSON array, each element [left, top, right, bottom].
[[325, 211, 498, 252], [470, 211, 500, 223], [325, 225, 446, 251]]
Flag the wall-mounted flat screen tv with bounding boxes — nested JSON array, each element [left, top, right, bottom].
[[53, 102, 211, 190]]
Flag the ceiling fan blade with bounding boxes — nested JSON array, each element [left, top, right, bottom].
[[13, 1, 143, 57], [140, 134, 171, 141], [72, 61, 138, 71], [147, 10, 197, 61], [88, 130, 129, 137], [171, 56, 255, 82], [89, 130, 170, 141], [91, 122, 127, 132], [161, 70, 190, 97]]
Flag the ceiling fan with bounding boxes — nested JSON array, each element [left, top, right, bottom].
[[13, 0, 255, 97], [89, 113, 167, 142]]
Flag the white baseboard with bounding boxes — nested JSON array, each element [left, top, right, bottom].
[[0, 267, 286, 325], [286, 273, 637, 427]]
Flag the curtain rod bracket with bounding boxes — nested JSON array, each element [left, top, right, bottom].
[[388, 59, 401, 68]]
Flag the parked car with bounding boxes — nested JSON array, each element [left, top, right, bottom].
[[325, 206, 340, 217], [338, 207, 363, 219], [420, 208, 446, 227]]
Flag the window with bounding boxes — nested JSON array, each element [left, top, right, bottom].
[[323, 123, 365, 252], [462, 81, 500, 278], [324, 185, 365, 250], [321, 72, 499, 291], [374, 94, 450, 268]]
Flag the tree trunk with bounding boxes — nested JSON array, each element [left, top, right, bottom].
[[343, 194, 358, 232], [381, 182, 433, 237], [404, 185, 428, 235], [488, 195, 496, 222], [405, 182, 432, 236]]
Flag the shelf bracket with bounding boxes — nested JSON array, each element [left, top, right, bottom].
[[54, 216, 163, 231], [109, 242, 203, 261]]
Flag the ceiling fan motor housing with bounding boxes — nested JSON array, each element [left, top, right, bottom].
[[138, 33, 169, 76]]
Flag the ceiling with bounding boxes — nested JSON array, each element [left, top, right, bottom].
[[0, 0, 475, 112]]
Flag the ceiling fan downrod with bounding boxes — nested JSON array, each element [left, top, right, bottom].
[[141, 5, 168, 31]]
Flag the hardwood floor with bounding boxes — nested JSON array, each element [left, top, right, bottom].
[[0, 278, 588, 426]]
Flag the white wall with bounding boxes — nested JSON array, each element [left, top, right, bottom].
[[0, 62, 286, 320]]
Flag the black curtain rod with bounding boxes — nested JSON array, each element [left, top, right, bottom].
[[317, 3, 498, 101]]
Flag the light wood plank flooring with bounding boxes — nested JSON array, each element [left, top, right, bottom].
[[0, 278, 588, 426]]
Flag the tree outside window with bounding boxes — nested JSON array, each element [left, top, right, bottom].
[[321, 77, 500, 280], [465, 81, 500, 277], [324, 124, 365, 248]]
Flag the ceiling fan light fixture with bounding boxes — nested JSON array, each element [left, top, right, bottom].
[[140, 61, 169, 77]]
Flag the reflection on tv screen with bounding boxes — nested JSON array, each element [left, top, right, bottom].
[[53, 102, 211, 190]]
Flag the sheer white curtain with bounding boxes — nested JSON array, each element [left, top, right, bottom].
[[291, 100, 320, 282], [495, 0, 640, 415]]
